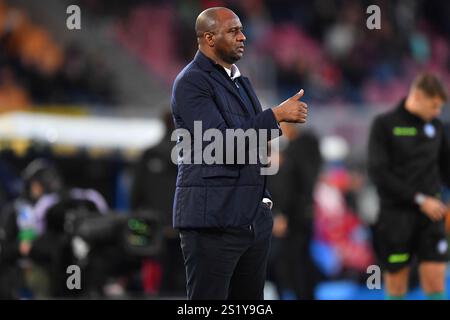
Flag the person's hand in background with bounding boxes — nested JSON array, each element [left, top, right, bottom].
[[273, 213, 288, 238], [445, 203, 450, 233], [420, 196, 447, 222]]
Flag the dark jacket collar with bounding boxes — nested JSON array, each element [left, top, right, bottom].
[[194, 50, 242, 80], [194, 50, 221, 73], [397, 98, 425, 123], [193, 50, 262, 115]]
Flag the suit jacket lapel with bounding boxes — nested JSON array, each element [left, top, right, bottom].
[[210, 71, 249, 115], [240, 77, 262, 114], [193, 51, 257, 116]]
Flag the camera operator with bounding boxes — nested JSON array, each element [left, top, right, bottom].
[[0, 159, 109, 298]]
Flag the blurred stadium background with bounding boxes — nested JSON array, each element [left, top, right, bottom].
[[0, 0, 449, 299]]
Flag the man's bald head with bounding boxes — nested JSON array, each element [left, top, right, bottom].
[[195, 7, 238, 39], [194, 7, 246, 67]]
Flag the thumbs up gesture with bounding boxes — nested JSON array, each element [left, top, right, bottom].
[[272, 89, 308, 124]]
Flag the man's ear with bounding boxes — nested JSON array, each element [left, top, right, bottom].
[[204, 32, 215, 47]]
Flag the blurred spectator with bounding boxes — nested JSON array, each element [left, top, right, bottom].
[[268, 124, 323, 299], [0, 1, 115, 107], [130, 110, 185, 296], [313, 166, 375, 278], [0, 66, 30, 111]]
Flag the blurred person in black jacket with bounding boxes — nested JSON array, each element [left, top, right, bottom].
[[368, 73, 449, 300], [130, 111, 185, 296], [268, 123, 323, 300], [0, 195, 22, 299]]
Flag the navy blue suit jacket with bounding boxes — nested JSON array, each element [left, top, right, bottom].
[[171, 50, 281, 228]]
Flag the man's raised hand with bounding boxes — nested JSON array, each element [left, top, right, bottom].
[[272, 89, 308, 124]]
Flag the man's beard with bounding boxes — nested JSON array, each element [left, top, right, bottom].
[[216, 48, 241, 64]]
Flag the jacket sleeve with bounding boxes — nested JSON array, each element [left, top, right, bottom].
[[368, 116, 417, 203], [172, 71, 281, 163], [439, 125, 450, 188]]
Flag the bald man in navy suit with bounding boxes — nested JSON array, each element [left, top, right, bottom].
[[171, 7, 309, 300]]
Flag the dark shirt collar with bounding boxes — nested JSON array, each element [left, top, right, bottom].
[[397, 98, 425, 123]]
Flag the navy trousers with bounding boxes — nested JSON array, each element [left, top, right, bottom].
[[179, 203, 273, 300]]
